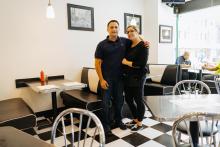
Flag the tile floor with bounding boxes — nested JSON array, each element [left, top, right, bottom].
[[23, 107, 177, 147], [21, 106, 220, 147]]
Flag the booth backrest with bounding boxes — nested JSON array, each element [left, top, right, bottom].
[[81, 67, 101, 95], [148, 64, 181, 85]]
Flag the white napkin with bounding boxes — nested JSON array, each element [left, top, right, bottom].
[[62, 82, 86, 87], [37, 85, 59, 91]]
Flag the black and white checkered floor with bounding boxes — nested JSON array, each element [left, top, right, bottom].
[[22, 107, 177, 147]]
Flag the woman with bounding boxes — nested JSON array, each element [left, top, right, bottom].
[[122, 25, 149, 132], [202, 62, 220, 80]]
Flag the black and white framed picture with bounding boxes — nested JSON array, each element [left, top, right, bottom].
[[159, 25, 173, 43], [67, 4, 94, 31], [124, 13, 142, 34]]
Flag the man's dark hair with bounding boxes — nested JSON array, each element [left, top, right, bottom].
[[107, 20, 119, 27]]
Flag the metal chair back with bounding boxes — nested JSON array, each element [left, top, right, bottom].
[[51, 108, 105, 147], [202, 75, 220, 94], [173, 80, 211, 95], [172, 112, 219, 147]]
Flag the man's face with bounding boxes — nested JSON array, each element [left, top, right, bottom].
[[107, 22, 119, 37]]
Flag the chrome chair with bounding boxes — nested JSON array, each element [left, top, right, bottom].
[[215, 77, 220, 94], [173, 80, 211, 95], [172, 112, 219, 147], [173, 80, 218, 146], [51, 108, 105, 147], [203, 75, 220, 94]]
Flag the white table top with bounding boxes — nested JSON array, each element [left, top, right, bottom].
[[27, 79, 87, 93], [145, 94, 220, 122]]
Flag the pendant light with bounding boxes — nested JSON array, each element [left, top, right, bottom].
[[130, 14, 137, 26], [46, 0, 55, 19]]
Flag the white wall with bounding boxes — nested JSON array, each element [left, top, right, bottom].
[[0, 0, 147, 112], [144, 0, 176, 64], [144, 0, 159, 64], [158, 1, 177, 64]]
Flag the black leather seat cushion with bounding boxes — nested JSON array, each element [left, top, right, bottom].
[[0, 98, 36, 130], [144, 83, 174, 96], [177, 121, 218, 136], [61, 89, 102, 111], [61, 89, 133, 119]]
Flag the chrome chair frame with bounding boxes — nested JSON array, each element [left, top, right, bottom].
[[172, 81, 219, 147], [215, 77, 220, 94], [172, 80, 211, 95], [172, 112, 219, 147], [51, 108, 105, 147], [202, 75, 220, 94]]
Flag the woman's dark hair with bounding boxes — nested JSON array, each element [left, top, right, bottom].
[[107, 20, 119, 27]]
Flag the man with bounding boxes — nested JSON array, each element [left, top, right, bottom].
[[95, 20, 129, 136], [175, 51, 191, 68], [176, 51, 193, 80]]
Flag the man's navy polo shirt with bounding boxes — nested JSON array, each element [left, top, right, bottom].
[[95, 36, 131, 79]]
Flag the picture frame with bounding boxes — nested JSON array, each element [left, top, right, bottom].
[[67, 4, 94, 31], [124, 13, 142, 34], [159, 25, 173, 43]]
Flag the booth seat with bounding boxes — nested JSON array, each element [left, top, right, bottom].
[[144, 64, 181, 96], [60, 67, 132, 118], [0, 98, 36, 130]]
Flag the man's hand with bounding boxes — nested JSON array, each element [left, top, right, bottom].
[[181, 64, 191, 68], [100, 79, 109, 90], [202, 63, 208, 69]]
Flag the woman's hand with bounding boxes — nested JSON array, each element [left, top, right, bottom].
[[122, 58, 132, 67], [122, 58, 128, 65]]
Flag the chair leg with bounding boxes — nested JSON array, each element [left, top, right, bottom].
[[177, 132, 181, 143], [206, 137, 209, 144], [213, 135, 216, 147]]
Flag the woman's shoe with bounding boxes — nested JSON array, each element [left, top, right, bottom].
[[130, 124, 143, 132]]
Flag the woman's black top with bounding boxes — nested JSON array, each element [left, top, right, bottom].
[[122, 41, 149, 86]]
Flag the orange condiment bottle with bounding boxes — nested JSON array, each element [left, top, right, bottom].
[[40, 70, 45, 85]]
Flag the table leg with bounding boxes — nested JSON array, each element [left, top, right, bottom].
[[190, 121, 199, 147], [198, 69, 202, 81], [51, 92, 57, 121]]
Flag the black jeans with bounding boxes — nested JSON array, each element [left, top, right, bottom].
[[124, 76, 145, 122], [100, 77, 124, 132]]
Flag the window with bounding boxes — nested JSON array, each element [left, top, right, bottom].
[[178, 5, 220, 67]]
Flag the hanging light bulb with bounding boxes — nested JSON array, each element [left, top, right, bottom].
[[46, 0, 55, 19], [130, 14, 137, 26]]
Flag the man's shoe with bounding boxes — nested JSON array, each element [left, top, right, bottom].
[[130, 124, 143, 132], [126, 120, 136, 129], [116, 123, 127, 130]]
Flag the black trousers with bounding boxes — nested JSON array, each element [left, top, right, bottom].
[[124, 76, 145, 122]]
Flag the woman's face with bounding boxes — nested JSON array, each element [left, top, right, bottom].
[[126, 27, 138, 41]]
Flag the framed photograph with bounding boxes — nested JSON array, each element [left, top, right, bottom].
[[124, 13, 142, 34], [67, 4, 94, 31], [159, 25, 173, 43]]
